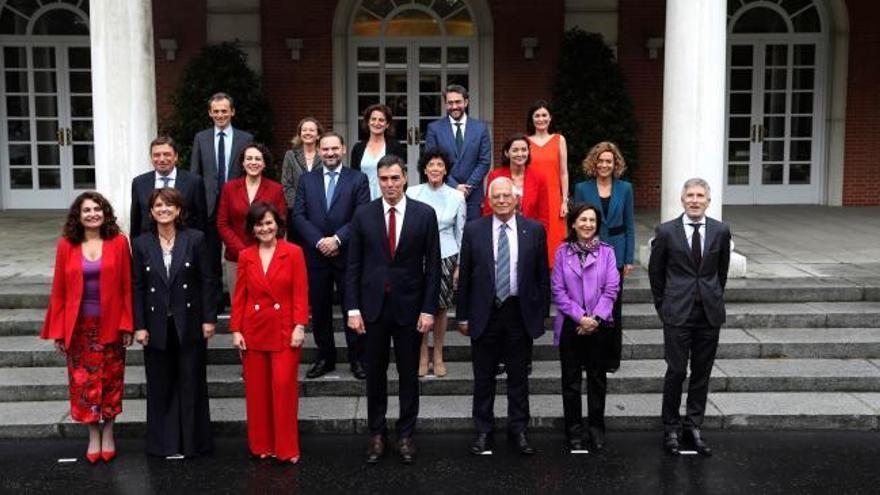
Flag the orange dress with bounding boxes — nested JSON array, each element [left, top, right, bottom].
[[528, 134, 566, 266]]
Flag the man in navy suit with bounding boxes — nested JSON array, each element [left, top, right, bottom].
[[293, 131, 371, 379], [345, 154, 441, 464], [130, 136, 207, 239], [457, 177, 550, 456], [424, 84, 491, 221]]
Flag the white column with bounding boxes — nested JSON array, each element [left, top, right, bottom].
[[90, 0, 157, 233], [660, 0, 726, 222]]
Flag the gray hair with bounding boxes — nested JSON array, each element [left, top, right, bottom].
[[444, 84, 469, 100], [681, 177, 711, 199], [487, 176, 514, 196]]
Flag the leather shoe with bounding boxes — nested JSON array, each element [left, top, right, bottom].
[[469, 433, 493, 455], [397, 437, 416, 464], [509, 431, 535, 455], [684, 428, 712, 456], [589, 427, 605, 451], [663, 432, 680, 455], [365, 435, 385, 464], [567, 436, 584, 452], [350, 361, 367, 380], [306, 359, 335, 379]]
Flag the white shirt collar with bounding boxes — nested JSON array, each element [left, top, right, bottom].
[[323, 164, 342, 175], [383, 195, 407, 215], [492, 214, 517, 232], [682, 214, 705, 227], [154, 167, 178, 181], [214, 125, 233, 136], [448, 113, 468, 127]]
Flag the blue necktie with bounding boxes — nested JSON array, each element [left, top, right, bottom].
[[326, 171, 338, 210], [217, 131, 226, 194], [496, 223, 510, 304], [160, 176, 171, 188]]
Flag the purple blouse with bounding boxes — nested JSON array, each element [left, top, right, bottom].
[[80, 256, 101, 317]]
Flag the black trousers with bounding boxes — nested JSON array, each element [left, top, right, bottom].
[[308, 266, 363, 365], [143, 317, 213, 457], [661, 302, 720, 433], [365, 300, 421, 438], [606, 267, 625, 371], [559, 318, 608, 437], [203, 220, 224, 309], [472, 297, 531, 435]]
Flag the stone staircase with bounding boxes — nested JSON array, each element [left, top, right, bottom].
[[2, 276, 880, 437]]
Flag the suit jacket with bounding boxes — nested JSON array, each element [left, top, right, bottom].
[[281, 147, 323, 207], [344, 198, 441, 325], [349, 139, 408, 171], [131, 228, 218, 351], [130, 168, 208, 238], [481, 166, 550, 231], [230, 240, 309, 352], [190, 126, 254, 217], [573, 179, 636, 267], [216, 177, 287, 262], [424, 116, 491, 209], [648, 215, 731, 327], [456, 215, 550, 340], [550, 242, 620, 345], [292, 166, 371, 270], [41, 235, 133, 347]]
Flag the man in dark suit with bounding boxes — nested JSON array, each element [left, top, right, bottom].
[[457, 176, 550, 456], [345, 154, 441, 464], [293, 131, 371, 379], [190, 92, 254, 308], [424, 84, 491, 221], [130, 136, 207, 239], [648, 177, 731, 457]]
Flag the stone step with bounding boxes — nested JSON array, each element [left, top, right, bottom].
[[5, 328, 880, 367], [2, 358, 880, 402], [6, 301, 880, 337], [2, 392, 879, 438]]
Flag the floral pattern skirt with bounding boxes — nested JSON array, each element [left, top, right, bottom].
[[66, 316, 126, 423]]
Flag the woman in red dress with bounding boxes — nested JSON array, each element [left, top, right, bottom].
[[526, 100, 569, 265], [482, 134, 550, 231], [230, 202, 309, 463], [41, 192, 133, 464]]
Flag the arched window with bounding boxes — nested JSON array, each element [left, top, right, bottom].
[[353, 0, 474, 37], [0, 0, 89, 35], [729, 0, 821, 33]]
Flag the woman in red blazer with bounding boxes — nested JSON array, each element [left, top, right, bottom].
[[481, 135, 550, 231], [217, 143, 287, 297], [230, 202, 309, 463], [41, 192, 133, 464]]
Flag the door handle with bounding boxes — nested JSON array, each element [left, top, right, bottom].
[[414, 127, 421, 144], [65, 128, 72, 146], [757, 124, 764, 143], [750, 124, 757, 143], [56, 128, 65, 146], [407, 126, 416, 146]]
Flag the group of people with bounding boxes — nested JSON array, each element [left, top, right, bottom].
[[40, 85, 731, 466]]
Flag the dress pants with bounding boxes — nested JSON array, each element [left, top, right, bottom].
[[143, 317, 213, 457], [472, 297, 531, 434], [605, 267, 625, 371], [661, 302, 720, 433], [242, 346, 302, 460], [204, 220, 225, 309], [365, 300, 421, 438], [309, 266, 363, 365], [559, 318, 608, 438]]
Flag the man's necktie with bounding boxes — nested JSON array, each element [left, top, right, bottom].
[[387, 207, 397, 257], [690, 223, 702, 267], [496, 223, 510, 304], [326, 171, 338, 210], [454, 122, 463, 154], [160, 176, 171, 188], [217, 131, 226, 194]]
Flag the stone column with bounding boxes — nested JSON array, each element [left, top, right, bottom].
[[90, 0, 157, 233]]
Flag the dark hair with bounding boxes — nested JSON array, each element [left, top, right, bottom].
[[290, 116, 325, 148], [150, 135, 178, 154], [245, 201, 285, 239], [148, 187, 187, 231], [444, 84, 469, 100], [525, 99, 554, 135], [564, 203, 603, 243], [377, 153, 407, 174], [361, 103, 394, 139], [63, 191, 120, 243], [318, 131, 345, 147], [237, 142, 273, 172], [500, 134, 532, 167], [209, 92, 235, 109], [417, 149, 451, 178]]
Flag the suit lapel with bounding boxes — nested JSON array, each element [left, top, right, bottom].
[[674, 216, 698, 270], [377, 201, 393, 261], [327, 167, 345, 211], [396, 202, 415, 256], [264, 244, 288, 298], [147, 234, 170, 286], [606, 180, 622, 222], [515, 216, 528, 285], [439, 120, 459, 160], [483, 218, 496, 287], [167, 230, 188, 285]]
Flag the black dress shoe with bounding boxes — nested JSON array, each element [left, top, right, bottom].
[[567, 436, 584, 452], [306, 359, 335, 379], [350, 361, 367, 380], [663, 432, 680, 455], [527, 363, 533, 376], [397, 437, 416, 464], [684, 428, 713, 457], [495, 363, 506, 376], [589, 427, 605, 451], [365, 435, 385, 464], [509, 432, 535, 455], [469, 433, 493, 455]]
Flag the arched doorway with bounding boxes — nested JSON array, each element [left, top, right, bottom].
[[0, 0, 92, 209], [724, 0, 827, 204]]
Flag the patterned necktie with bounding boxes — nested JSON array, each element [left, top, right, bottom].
[[325, 170, 338, 210], [160, 176, 171, 188], [496, 223, 510, 304], [690, 223, 702, 267], [217, 131, 226, 194], [387, 207, 397, 258], [454, 122, 463, 154]]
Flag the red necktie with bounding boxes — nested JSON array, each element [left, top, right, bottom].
[[388, 207, 396, 258]]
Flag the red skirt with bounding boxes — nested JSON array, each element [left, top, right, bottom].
[[66, 316, 126, 423]]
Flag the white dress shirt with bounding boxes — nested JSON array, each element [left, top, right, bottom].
[[213, 125, 234, 180], [682, 215, 706, 255], [448, 113, 468, 140], [383, 195, 406, 252], [492, 215, 518, 296], [154, 167, 178, 189]]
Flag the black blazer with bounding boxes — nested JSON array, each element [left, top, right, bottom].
[[190, 126, 253, 217], [456, 215, 550, 340], [648, 215, 731, 328], [129, 168, 207, 239], [344, 198, 441, 325], [131, 228, 218, 351], [349, 139, 408, 170]]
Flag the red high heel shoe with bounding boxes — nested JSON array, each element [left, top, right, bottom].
[[101, 450, 116, 462], [86, 451, 101, 464]]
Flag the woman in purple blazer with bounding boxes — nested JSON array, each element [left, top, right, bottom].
[[551, 203, 620, 453]]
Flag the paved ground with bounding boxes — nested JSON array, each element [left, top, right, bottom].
[[1, 432, 878, 494]]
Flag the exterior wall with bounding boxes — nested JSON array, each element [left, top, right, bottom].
[[152, 0, 207, 124]]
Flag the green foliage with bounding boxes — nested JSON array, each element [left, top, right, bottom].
[[551, 28, 640, 188], [166, 42, 274, 174]]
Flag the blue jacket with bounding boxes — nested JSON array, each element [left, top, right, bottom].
[[572, 179, 635, 267]]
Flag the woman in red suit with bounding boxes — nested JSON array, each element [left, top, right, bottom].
[[482, 134, 550, 231], [230, 202, 309, 463], [41, 191, 133, 464], [217, 143, 287, 298]]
